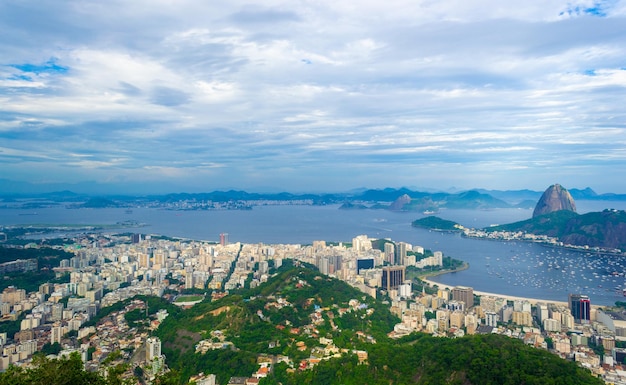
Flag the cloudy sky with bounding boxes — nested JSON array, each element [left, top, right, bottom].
[[1, 1, 626, 194]]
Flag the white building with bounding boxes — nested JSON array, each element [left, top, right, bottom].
[[146, 336, 162, 361]]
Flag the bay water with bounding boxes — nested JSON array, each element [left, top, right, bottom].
[[2, 200, 626, 305]]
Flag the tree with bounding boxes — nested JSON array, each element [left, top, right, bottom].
[[0, 352, 107, 385]]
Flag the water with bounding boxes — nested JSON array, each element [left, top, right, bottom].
[[2, 200, 626, 305]]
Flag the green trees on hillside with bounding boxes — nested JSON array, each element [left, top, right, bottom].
[[0, 353, 108, 385], [261, 334, 603, 385]]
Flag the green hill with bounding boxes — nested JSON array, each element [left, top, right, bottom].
[[265, 333, 602, 385], [153, 264, 604, 384], [412, 216, 462, 231], [487, 209, 626, 250], [155, 264, 398, 383]]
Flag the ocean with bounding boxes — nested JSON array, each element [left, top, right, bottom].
[[2, 200, 626, 305]]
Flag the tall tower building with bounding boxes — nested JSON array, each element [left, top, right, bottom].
[[395, 242, 408, 265], [569, 294, 591, 324], [451, 286, 474, 309], [138, 253, 150, 268], [50, 323, 63, 345], [384, 243, 395, 265], [153, 250, 165, 267], [220, 233, 229, 246], [146, 337, 162, 361], [185, 266, 194, 289]]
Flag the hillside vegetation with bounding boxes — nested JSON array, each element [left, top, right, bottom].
[[412, 216, 462, 231], [155, 263, 398, 383], [487, 209, 626, 250], [153, 264, 602, 384], [264, 333, 603, 385]]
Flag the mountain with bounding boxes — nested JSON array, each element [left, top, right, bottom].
[[474, 188, 543, 204], [487, 209, 626, 250], [389, 194, 412, 210], [4, 185, 624, 212], [479, 184, 626, 250], [154, 263, 602, 385], [358, 188, 511, 211], [444, 190, 511, 209], [155, 263, 399, 383], [532, 184, 577, 218], [268, 333, 603, 385]]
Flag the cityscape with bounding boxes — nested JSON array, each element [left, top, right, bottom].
[[1, 228, 626, 383], [3, 0, 626, 384]]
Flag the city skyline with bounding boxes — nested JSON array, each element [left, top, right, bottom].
[[2, 1, 626, 194]]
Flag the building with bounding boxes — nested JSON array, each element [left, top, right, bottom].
[[536, 302, 549, 324], [384, 243, 395, 265], [451, 286, 474, 309], [512, 311, 533, 327], [395, 242, 408, 266], [317, 255, 342, 275], [1, 287, 26, 305], [50, 323, 63, 345], [146, 336, 162, 361], [485, 312, 498, 327], [381, 266, 406, 291], [450, 311, 464, 328], [398, 281, 412, 299], [543, 318, 560, 332], [220, 233, 229, 246], [352, 235, 372, 254], [569, 294, 591, 324], [596, 309, 626, 341], [356, 259, 375, 274]]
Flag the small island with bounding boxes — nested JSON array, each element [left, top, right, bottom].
[[412, 216, 463, 231]]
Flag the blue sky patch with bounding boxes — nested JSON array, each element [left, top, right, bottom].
[[9, 74, 34, 81], [560, 1, 615, 17], [11, 58, 68, 75]]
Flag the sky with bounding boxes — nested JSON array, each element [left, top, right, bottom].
[[1, 1, 626, 195]]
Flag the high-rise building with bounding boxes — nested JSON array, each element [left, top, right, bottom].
[[185, 266, 194, 289], [146, 336, 162, 361], [384, 243, 395, 265], [485, 311, 498, 327], [451, 286, 474, 309], [395, 242, 408, 265], [536, 302, 549, 324], [50, 323, 63, 344], [317, 255, 342, 275], [219, 233, 229, 246], [381, 266, 405, 291], [569, 294, 591, 324], [352, 235, 372, 253]]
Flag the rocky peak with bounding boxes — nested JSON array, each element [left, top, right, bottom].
[[390, 194, 411, 211], [532, 184, 577, 218]]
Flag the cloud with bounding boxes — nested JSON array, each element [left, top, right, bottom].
[[229, 6, 301, 24], [1, 1, 626, 193], [150, 86, 190, 106]]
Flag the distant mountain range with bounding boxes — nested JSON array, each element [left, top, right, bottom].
[[2, 186, 626, 211]]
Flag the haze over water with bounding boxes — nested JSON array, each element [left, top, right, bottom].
[[2, 199, 626, 306]]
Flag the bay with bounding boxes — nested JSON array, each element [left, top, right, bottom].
[[1, 200, 626, 306]]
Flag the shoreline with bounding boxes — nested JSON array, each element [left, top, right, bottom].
[[419, 266, 603, 308], [421, 275, 570, 307]]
